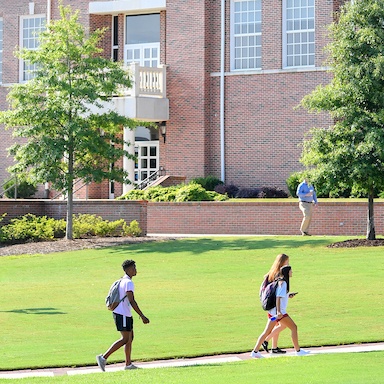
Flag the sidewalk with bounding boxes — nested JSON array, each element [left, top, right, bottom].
[[1, 343, 383, 379]]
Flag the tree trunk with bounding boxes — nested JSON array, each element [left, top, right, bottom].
[[366, 193, 375, 240], [66, 148, 74, 240]]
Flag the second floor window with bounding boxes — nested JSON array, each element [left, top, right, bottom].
[[232, 0, 262, 71], [20, 15, 46, 81], [284, 0, 315, 68], [125, 14, 160, 67]]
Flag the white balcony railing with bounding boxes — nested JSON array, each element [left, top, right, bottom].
[[121, 62, 167, 99]]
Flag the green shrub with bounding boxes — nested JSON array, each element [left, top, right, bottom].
[[175, 183, 213, 202], [0, 214, 66, 243], [191, 176, 223, 191], [2, 177, 38, 199], [286, 172, 305, 198], [205, 191, 226, 201], [72, 214, 129, 238], [119, 183, 228, 202], [123, 220, 142, 237], [144, 185, 179, 201], [117, 189, 146, 200]]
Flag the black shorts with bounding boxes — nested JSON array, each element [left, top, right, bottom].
[[113, 313, 133, 332]]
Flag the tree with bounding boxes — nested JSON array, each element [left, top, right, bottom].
[[300, 0, 384, 240], [0, 5, 138, 239]]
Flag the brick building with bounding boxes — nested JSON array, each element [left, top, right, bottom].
[[0, 0, 345, 198]]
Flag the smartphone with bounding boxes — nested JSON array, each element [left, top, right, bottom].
[[289, 292, 298, 297]]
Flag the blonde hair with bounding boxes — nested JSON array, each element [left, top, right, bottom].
[[266, 253, 289, 282]]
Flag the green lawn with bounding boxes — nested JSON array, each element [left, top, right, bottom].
[[1, 353, 383, 384], [1, 236, 383, 372]]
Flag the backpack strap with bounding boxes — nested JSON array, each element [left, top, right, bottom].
[[118, 278, 128, 305]]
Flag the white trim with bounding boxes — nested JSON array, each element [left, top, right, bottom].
[[211, 66, 330, 77], [230, 0, 262, 71], [19, 14, 46, 83], [220, 0, 225, 183], [89, 0, 166, 15], [282, 0, 315, 69]]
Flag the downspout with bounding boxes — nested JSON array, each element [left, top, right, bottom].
[[47, 0, 51, 23], [220, 0, 226, 182]]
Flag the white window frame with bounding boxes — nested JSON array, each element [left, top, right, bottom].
[[19, 14, 46, 82], [230, 0, 262, 71], [283, 0, 315, 69], [124, 14, 160, 68], [0, 18, 3, 83]]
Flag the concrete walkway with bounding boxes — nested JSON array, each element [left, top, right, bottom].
[[1, 343, 383, 379]]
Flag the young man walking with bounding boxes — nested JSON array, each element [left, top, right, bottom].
[[96, 259, 150, 371]]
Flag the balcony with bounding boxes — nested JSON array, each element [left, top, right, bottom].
[[113, 62, 169, 122]]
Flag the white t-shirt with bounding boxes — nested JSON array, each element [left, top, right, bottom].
[[268, 280, 289, 316], [113, 275, 134, 317]]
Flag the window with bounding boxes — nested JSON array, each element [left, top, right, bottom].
[[20, 15, 46, 81], [0, 18, 3, 83], [124, 14, 160, 67], [232, 0, 262, 70], [112, 15, 119, 62], [284, 0, 315, 68]]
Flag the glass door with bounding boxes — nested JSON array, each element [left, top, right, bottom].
[[134, 141, 159, 184]]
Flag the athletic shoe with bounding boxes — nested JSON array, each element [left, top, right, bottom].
[[96, 354, 106, 371], [271, 347, 286, 354], [296, 349, 310, 356], [250, 350, 264, 358], [262, 341, 269, 353], [124, 364, 139, 370]]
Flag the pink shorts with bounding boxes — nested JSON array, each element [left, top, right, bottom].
[[268, 313, 288, 322]]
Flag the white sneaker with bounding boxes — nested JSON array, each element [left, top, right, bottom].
[[296, 349, 310, 356], [96, 354, 106, 371], [124, 363, 139, 370], [250, 350, 264, 358]]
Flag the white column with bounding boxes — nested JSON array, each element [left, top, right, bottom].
[[123, 127, 136, 195]]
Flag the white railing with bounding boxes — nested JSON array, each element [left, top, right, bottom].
[[121, 62, 167, 98]]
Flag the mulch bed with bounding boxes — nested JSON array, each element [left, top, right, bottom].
[[327, 238, 384, 248], [0, 236, 176, 257]]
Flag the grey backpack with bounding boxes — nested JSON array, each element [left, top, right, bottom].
[[105, 279, 127, 311]]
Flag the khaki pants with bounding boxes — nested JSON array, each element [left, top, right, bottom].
[[299, 202, 314, 233]]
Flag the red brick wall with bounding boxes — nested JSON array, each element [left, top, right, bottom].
[[147, 201, 384, 236]]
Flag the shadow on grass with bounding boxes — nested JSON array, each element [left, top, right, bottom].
[[103, 236, 335, 256], [1, 307, 67, 315]]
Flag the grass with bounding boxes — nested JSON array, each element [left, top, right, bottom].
[[0, 236, 383, 372], [1, 353, 383, 384]]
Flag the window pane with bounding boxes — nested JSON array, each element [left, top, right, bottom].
[[126, 14, 160, 44], [232, 0, 262, 70], [150, 146, 157, 156], [285, 0, 315, 68]]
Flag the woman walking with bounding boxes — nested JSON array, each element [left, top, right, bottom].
[[250, 254, 309, 358]]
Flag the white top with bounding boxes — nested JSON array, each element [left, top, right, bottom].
[[268, 280, 289, 316], [113, 275, 134, 317]]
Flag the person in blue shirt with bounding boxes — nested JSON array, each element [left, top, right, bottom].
[[296, 179, 318, 236]]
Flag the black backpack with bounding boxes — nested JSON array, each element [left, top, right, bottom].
[[259, 276, 282, 311]]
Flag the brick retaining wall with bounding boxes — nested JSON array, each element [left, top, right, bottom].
[[147, 201, 384, 236], [1, 200, 383, 237]]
